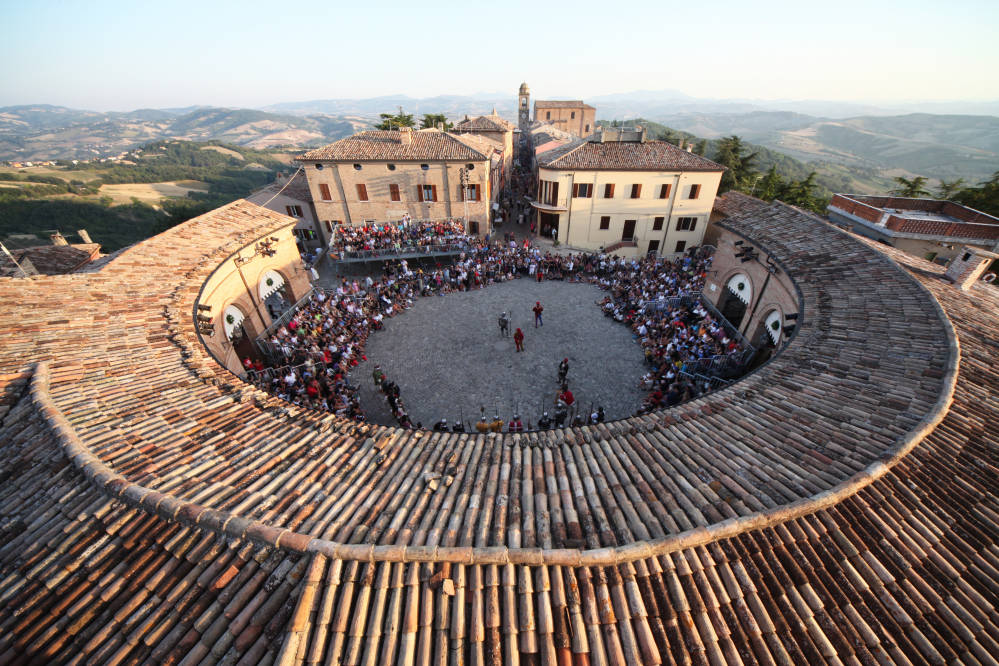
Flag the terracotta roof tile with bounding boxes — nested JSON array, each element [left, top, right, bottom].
[[453, 114, 517, 132], [297, 130, 488, 162], [538, 138, 726, 171], [2, 193, 999, 666], [534, 101, 596, 110]]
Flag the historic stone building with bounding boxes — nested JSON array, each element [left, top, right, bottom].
[[534, 127, 725, 256], [297, 127, 501, 237], [533, 100, 597, 138]]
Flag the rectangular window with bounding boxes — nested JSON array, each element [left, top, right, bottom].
[[356, 184, 368, 201], [599, 216, 610, 230], [675, 216, 697, 231], [675, 240, 687, 253], [572, 183, 592, 198], [659, 184, 671, 199], [389, 183, 401, 202], [419, 184, 437, 202], [585, 124, 590, 133], [653, 216, 664, 231], [571, 111, 576, 119], [689, 184, 701, 199], [604, 183, 615, 198], [541, 180, 559, 206], [319, 183, 332, 201], [462, 184, 480, 201], [546, 111, 551, 120], [324, 220, 335, 233], [630, 184, 642, 199], [285, 205, 303, 217]]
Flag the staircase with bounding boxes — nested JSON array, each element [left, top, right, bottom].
[[603, 239, 637, 254]]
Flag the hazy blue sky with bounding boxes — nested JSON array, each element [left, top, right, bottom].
[[3, 0, 997, 110]]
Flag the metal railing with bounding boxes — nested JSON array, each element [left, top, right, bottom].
[[640, 291, 756, 377], [329, 241, 475, 262], [254, 287, 319, 362]]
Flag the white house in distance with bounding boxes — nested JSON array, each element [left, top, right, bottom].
[[533, 126, 726, 256], [246, 171, 327, 251]]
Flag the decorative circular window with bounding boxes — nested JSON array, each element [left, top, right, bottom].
[[737, 282, 745, 291], [466, 164, 475, 170], [315, 164, 323, 170], [387, 164, 396, 171], [353, 164, 362, 170], [421, 164, 430, 171]]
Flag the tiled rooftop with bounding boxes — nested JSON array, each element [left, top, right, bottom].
[[454, 114, 517, 132], [0, 194, 996, 666], [254, 170, 314, 203], [298, 130, 489, 163], [538, 138, 727, 172], [534, 101, 596, 110]]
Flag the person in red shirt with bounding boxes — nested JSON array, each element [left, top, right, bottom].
[[557, 385, 574, 407], [252, 359, 264, 373], [508, 415, 524, 432], [514, 328, 524, 352], [533, 302, 544, 327]]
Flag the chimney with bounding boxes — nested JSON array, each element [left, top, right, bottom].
[[686, 143, 694, 153], [943, 245, 999, 290], [51, 232, 68, 246], [437, 122, 444, 132], [399, 126, 413, 145], [678, 138, 686, 150], [77, 229, 93, 244]]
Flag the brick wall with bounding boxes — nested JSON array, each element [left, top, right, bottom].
[[704, 226, 800, 348], [829, 194, 883, 224], [304, 160, 491, 236]]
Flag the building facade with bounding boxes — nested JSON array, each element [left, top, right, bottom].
[[533, 100, 596, 137], [533, 128, 725, 256], [452, 112, 516, 188], [296, 128, 496, 237], [245, 171, 327, 251], [827, 193, 999, 266]]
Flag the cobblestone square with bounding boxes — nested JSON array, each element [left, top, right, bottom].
[[355, 278, 648, 428]]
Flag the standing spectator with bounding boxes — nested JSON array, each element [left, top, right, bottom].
[[557, 358, 569, 383], [514, 328, 525, 352], [533, 302, 544, 328], [372, 364, 384, 386]]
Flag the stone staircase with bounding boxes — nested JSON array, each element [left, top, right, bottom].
[[602, 239, 637, 254]]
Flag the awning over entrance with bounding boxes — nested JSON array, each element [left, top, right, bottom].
[[223, 305, 246, 340], [726, 274, 752, 305], [259, 270, 285, 300], [765, 310, 782, 344]]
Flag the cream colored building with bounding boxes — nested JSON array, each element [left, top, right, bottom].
[[533, 127, 725, 256], [296, 127, 500, 237]]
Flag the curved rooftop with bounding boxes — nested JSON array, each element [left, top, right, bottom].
[[0, 195, 996, 666]]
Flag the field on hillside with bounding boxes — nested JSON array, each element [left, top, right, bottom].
[[0, 166, 104, 182], [94, 180, 210, 204]]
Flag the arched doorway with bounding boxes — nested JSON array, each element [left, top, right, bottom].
[[223, 304, 257, 366], [720, 274, 751, 329], [258, 270, 290, 321]]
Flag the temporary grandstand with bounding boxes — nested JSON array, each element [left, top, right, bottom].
[[0, 192, 997, 666]]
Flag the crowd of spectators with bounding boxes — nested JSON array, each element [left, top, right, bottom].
[[245, 220, 744, 428], [331, 217, 470, 256]]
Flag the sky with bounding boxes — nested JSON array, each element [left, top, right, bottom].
[[3, 0, 998, 111]]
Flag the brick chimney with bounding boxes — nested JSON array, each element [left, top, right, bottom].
[[943, 245, 999, 290], [399, 127, 413, 145], [437, 122, 444, 132], [77, 229, 92, 244], [51, 232, 68, 246]]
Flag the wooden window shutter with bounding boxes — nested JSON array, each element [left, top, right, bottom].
[[475, 185, 481, 202], [319, 183, 332, 201], [286, 206, 294, 216], [604, 183, 615, 198], [660, 184, 671, 199], [417, 186, 424, 202], [431, 184, 438, 202], [690, 218, 697, 231], [690, 184, 700, 199], [631, 184, 642, 198], [356, 184, 367, 201], [572, 183, 579, 198], [390, 184, 400, 201]]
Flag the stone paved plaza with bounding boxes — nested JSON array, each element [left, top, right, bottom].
[[355, 279, 648, 428]]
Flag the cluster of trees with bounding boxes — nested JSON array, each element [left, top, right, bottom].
[[374, 112, 454, 132], [894, 173, 999, 216], [0, 172, 102, 198]]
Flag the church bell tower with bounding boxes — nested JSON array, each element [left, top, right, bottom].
[[518, 82, 530, 132]]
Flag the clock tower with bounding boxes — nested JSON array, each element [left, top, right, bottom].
[[518, 82, 530, 132]]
